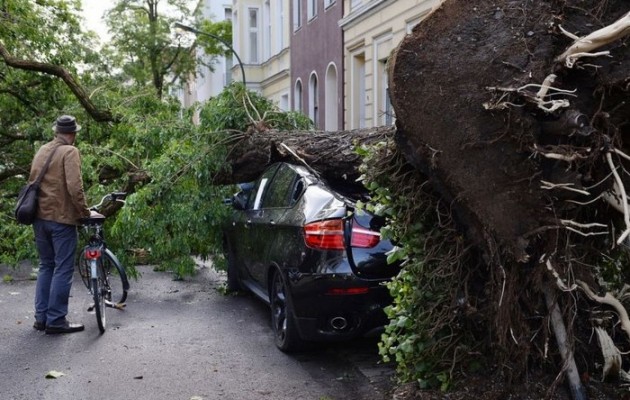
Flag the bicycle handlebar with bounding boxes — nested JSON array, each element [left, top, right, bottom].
[[89, 192, 127, 211]]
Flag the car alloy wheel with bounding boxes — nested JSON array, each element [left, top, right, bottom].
[[270, 270, 304, 352]]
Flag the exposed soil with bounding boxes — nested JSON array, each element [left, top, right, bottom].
[[390, 0, 630, 263], [387, 0, 630, 396]]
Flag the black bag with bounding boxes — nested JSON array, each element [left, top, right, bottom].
[[14, 146, 61, 225]]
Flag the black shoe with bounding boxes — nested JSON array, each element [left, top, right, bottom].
[[45, 321, 85, 334], [33, 321, 46, 331]]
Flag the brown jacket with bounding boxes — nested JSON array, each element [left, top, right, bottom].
[[28, 136, 90, 225]]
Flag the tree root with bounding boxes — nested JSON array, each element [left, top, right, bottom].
[[543, 282, 587, 400], [576, 279, 630, 341], [556, 11, 630, 67]]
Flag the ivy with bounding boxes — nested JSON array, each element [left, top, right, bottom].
[[358, 140, 477, 390]]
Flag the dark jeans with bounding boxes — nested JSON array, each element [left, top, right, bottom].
[[33, 219, 78, 327]]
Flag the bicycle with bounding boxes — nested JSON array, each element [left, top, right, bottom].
[[76, 192, 130, 333]]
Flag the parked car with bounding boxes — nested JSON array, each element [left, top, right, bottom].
[[222, 162, 400, 352]]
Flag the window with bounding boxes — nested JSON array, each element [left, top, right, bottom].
[[376, 58, 392, 126], [374, 35, 393, 126], [248, 164, 280, 210], [324, 0, 334, 9], [233, 11, 240, 61], [264, 1, 271, 60], [293, 0, 301, 31], [309, 73, 318, 127], [385, 88, 394, 126], [307, 0, 317, 20], [351, 52, 366, 129], [224, 8, 233, 84], [280, 93, 289, 111], [263, 165, 297, 208], [294, 80, 303, 112], [276, 0, 285, 49], [248, 8, 259, 63], [325, 63, 338, 130]]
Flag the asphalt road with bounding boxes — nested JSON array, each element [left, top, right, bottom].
[[0, 261, 394, 400]]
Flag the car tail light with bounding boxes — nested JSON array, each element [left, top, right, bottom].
[[326, 287, 369, 295], [304, 219, 345, 250], [85, 249, 101, 260], [304, 218, 381, 250], [350, 225, 380, 248]]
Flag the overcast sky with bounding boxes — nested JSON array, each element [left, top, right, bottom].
[[80, 0, 115, 40], [79, 1, 197, 42]]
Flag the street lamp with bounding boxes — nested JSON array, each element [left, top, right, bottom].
[[174, 22, 246, 88]]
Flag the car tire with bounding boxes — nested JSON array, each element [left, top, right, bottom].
[[270, 269, 304, 352], [225, 241, 241, 292]]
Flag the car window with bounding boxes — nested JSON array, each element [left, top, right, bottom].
[[252, 178, 268, 210], [247, 164, 280, 210], [289, 179, 305, 207], [263, 164, 297, 208]]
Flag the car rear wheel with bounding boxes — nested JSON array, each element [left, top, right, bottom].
[[225, 244, 242, 292], [270, 270, 304, 352]]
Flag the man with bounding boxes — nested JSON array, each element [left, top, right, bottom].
[[30, 115, 91, 334]]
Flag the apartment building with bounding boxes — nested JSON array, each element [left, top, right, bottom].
[[340, 0, 442, 129], [232, 0, 292, 110], [177, 0, 234, 109], [184, 0, 442, 130], [290, 0, 344, 130]]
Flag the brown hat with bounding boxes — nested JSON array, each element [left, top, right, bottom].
[[53, 115, 81, 133]]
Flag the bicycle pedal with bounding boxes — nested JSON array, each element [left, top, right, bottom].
[[105, 301, 126, 310]]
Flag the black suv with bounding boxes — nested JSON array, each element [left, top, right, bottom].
[[223, 162, 400, 351]]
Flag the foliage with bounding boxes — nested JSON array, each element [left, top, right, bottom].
[[0, 0, 278, 280], [105, 0, 196, 98], [199, 83, 313, 132], [195, 19, 233, 60], [358, 141, 478, 390], [105, 83, 312, 278], [0, 0, 100, 266]]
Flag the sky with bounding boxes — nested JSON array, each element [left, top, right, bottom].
[[79, 0, 198, 42], [80, 0, 115, 41]]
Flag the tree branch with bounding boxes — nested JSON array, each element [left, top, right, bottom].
[[0, 42, 116, 122]]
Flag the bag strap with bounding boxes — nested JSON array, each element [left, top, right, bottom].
[[33, 144, 63, 184]]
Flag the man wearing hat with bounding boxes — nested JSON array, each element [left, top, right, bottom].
[[29, 115, 92, 334]]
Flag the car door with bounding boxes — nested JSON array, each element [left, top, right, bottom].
[[234, 164, 280, 291], [248, 163, 300, 289]]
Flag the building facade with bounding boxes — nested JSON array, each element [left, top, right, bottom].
[[232, 0, 292, 110], [290, 0, 344, 130], [178, 0, 234, 108], [340, 0, 442, 129]]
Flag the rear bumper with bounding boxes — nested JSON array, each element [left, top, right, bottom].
[[289, 275, 392, 342]]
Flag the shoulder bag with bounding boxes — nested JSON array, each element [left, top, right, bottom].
[[14, 145, 61, 225]]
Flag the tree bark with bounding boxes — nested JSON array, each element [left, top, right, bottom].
[[0, 43, 115, 123], [213, 125, 395, 186]]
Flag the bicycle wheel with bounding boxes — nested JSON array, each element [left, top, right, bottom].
[[102, 249, 129, 305], [77, 248, 92, 290], [92, 260, 106, 333]]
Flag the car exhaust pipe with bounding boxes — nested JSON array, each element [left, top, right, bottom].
[[330, 316, 348, 331]]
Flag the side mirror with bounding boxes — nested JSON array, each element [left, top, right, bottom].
[[231, 191, 248, 210]]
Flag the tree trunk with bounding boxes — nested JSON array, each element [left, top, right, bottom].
[[213, 125, 395, 186]]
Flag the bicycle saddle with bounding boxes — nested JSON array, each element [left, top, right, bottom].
[[79, 212, 106, 225]]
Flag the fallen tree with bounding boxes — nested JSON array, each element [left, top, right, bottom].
[[3, 0, 629, 396]]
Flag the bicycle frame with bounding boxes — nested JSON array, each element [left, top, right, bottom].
[[77, 192, 129, 333]]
